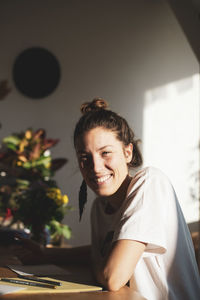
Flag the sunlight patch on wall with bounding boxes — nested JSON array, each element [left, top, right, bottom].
[[143, 74, 199, 224]]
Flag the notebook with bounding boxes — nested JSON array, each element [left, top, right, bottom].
[[0, 277, 102, 294], [4, 264, 102, 294]]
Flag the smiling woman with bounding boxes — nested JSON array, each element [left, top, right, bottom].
[[72, 98, 200, 298], [13, 98, 200, 299], [74, 98, 142, 218]]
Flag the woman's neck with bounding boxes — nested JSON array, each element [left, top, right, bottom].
[[103, 175, 132, 214]]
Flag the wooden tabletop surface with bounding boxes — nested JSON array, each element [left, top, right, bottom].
[[0, 246, 146, 300]]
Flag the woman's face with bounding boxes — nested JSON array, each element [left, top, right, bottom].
[[75, 127, 133, 197]]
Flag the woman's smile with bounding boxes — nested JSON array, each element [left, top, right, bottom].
[[93, 174, 113, 184]]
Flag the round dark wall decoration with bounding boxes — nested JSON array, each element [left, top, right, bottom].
[[13, 47, 61, 99]]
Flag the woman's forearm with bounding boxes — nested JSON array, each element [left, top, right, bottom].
[[92, 240, 146, 291], [44, 245, 92, 265]]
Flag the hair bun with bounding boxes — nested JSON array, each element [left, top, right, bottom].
[[80, 98, 108, 114]]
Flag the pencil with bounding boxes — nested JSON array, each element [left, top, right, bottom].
[[18, 274, 62, 286], [0, 278, 56, 289]]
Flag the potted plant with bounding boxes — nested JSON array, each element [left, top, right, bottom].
[[0, 128, 71, 245]]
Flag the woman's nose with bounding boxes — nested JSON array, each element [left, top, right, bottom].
[[91, 155, 104, 172]]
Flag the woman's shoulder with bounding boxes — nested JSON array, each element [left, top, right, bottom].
[[133, 166, 170, 181], [123, 166, 176, 217], [127, 166, 172, 196], [134, 165, 167, 176]]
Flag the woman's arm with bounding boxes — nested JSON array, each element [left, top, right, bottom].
[[44, 244, 92, 265], [93, 239, 146, 291], [13, 238, 91, 266]]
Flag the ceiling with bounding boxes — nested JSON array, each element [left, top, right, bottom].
[[168, 0, 200, 63]]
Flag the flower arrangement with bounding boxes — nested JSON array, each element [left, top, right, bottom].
[[0, 128, 71, 245]]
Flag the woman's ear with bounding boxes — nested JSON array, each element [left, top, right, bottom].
[[124, 143, 133, 163]]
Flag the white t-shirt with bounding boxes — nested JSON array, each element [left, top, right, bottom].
[[91, 167, 200, 300]]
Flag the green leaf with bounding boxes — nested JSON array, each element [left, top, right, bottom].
[[4, 142, 17, 151], [3, 135, 21, 146], [33, 156, 51, 167], [16, 179, 30, 187], [22, 161, 32, 169], [48, 220, 71, 240], [61, 225, 71, 239]]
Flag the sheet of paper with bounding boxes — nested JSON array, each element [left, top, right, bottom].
[[0, 278, 102, 294], [8, 264, 70, 276], [0, 284, 25, 295]]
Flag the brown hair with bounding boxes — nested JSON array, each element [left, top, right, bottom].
[[74, 98, 143, 168]]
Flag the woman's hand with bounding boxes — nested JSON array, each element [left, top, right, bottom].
[[11, 237, 47, 265]]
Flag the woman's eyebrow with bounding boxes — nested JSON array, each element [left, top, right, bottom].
[[98, 145, 113, 151], [77, 145, 113, 154], [77, 150, 87, 154]]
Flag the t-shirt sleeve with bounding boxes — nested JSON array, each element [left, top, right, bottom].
[[113, 167, 176, 256]]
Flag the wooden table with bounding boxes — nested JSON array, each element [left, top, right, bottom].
[[0, 246, 146, 300]]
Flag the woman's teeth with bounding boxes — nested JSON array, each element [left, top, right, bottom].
[[96, 175, 111, 183]]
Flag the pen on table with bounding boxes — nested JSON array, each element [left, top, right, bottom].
[[17, 274, 62, 286], [0, 278, 56, 289]]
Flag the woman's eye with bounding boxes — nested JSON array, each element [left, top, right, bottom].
[[80, 156, 88, 162], [102, 151, 111, 156], [79, 156, 90, 168]]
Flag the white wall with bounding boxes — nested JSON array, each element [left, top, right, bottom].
[[0, 0, 199, 246]]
